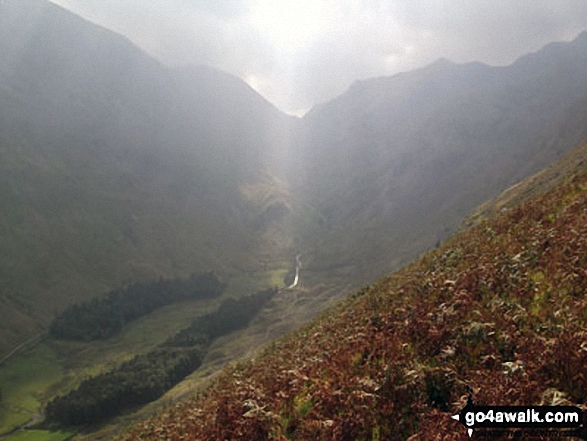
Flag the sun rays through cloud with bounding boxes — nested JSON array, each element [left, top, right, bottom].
[[251, 0, 341, 53]]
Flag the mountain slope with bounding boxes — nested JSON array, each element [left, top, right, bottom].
[[119, 140, 587, 440], [3, 1, 587, 357], [0, 0, 298, 355], [292, 31, 587, 286], [1, 3, 587, 437]]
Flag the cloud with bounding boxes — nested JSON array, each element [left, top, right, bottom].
[[50, 0, 587, 115], [387, 0, 587, 63]]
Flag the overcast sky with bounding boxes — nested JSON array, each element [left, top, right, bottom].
[[50, 0, 587, 116]]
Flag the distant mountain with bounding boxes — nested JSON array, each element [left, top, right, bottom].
[[292, 31, 587, 284], [0, 0, 297, 354]]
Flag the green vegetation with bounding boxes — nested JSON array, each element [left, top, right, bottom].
[[0, 0, 299, 358], [0, 346, 62, 435], [118, 146, 587, 440], [49, 272, 225, 341], [166, 287, 277, 345], [3, 429, 74, 441], [45, 288, 278, 427], [45, 347, 205, 426]]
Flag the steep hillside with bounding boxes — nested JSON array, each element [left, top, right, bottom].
[[293, 31, 587, 286], [0, 0, 299, 354], [119, 141, 587, 440]]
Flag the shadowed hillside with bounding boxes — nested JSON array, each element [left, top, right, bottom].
[[292, 31, 587, 286], [0, 0, 298, 355]]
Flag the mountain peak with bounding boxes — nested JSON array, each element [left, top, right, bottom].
[[573, 29, 587, 44], [430, 57, 456, 67]]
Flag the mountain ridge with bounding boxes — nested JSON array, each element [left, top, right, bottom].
[[305, 30, 587, 120], [289, 28, 587, 287]]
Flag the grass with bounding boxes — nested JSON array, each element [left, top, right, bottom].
[[2, 429, 74, 441], [0, 345, 62, 435], [264, 268, 289, 289]]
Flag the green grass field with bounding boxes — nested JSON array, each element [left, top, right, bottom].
[[0, 345, 62, 435], [3, 429, 74, 441]]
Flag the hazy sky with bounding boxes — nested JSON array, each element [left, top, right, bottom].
[[50, 0, 587, 116]]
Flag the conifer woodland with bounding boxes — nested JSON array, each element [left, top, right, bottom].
[[45, 287, 278, 427]]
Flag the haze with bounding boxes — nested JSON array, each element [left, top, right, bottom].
[[2, 0, 587, 435], [49, 0, 587, 116]]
